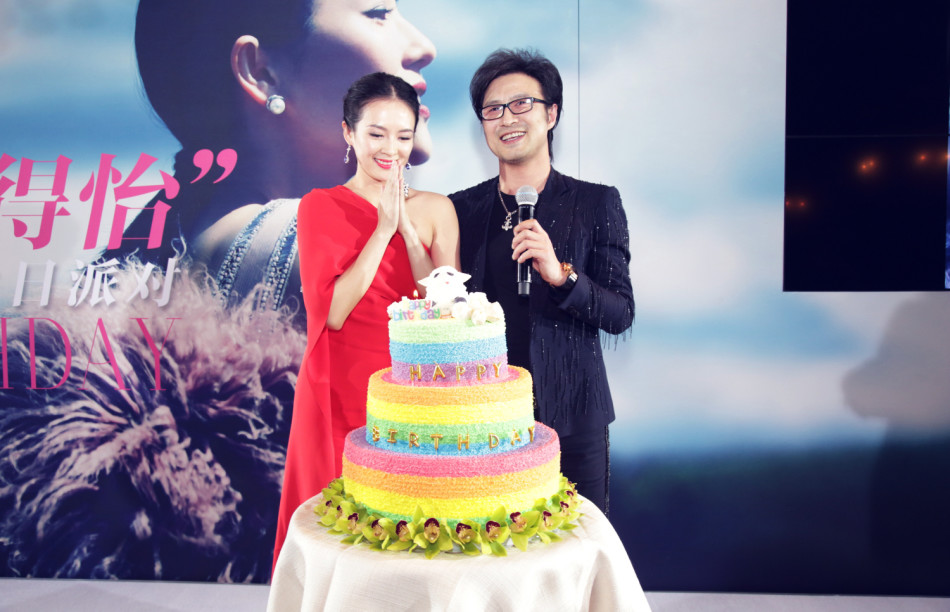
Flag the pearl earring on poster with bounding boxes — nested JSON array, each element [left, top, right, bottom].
[[344, 144, 351, 164], [403, 162, 410, 198], [265, 94, 286, 115]]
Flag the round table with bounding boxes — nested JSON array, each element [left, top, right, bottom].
[[268, 495, 651, 611]]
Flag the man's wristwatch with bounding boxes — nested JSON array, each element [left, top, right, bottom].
[[558, 261, 578, 291]]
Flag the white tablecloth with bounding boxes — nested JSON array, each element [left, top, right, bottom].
[[268, 494, 652, 612]]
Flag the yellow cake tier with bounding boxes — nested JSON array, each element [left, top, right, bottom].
[[365, 366, 536, 454]]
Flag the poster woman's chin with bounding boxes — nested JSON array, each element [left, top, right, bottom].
[[409, 113, 432, 165]]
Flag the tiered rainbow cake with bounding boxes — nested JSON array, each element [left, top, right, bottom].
[[319, 267, 580, 556]]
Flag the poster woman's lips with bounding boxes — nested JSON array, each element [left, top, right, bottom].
[[413, 81, 430, 120]]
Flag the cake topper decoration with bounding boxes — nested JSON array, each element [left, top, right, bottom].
[[391, 266, 503, 324], [450, 291, 504, 325], [418, 266, 471, 307]]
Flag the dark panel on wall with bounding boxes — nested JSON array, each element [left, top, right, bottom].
[[784, 0, 950, 291]]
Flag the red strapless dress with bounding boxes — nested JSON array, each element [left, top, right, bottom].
[[273, 185, 417, 570]]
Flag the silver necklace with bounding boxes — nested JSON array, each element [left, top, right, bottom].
[[497, 185, 514, 231]]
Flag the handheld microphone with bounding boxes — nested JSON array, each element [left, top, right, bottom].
[[516, 185, 538, 297]]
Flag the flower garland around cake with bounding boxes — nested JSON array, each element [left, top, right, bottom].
[[315, 476, 583, 559]]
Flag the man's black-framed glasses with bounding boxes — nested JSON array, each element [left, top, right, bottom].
[[479, 97, 550, 121]]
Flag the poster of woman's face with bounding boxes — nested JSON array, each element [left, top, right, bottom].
[[0, 0, 581, 584]]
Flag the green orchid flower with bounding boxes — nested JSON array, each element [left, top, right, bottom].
[[474, 506, 511, 556], [319, 500, 346, 528], [450, 521, 484, 556], [412, 517, 454, 559], [508, 510, 541, 551], [386, 519, 418, 552], [477, 520, 509, 556], [339, 511, 369, 545], [536, 510, 565, 544], [323, 478, 345, 497], [329, 500, 360, 534], [556, 499, 581, 526], [360, 517, 395, 550], [314, 498, 335, 518], [313, 477, 583, 555]]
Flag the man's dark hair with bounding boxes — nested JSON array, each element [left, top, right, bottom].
[[469, 48, 563, 158]]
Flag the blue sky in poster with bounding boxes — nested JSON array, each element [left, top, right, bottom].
[[0, 2, 174, 160], [2, 0, 941, 457]]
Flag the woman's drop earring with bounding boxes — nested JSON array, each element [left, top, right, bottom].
[[265, 94, 286, 115], [344, 144, 351, 164], [403, 162, 411, 198]]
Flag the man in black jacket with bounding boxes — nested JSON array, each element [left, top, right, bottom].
[[449, 48, 634, 514]]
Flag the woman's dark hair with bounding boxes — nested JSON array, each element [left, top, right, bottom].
[[104, 0, 314, 263], [343, 72, 420, 130], [135, 0, 313, 151], [468, 48, 563, 158]]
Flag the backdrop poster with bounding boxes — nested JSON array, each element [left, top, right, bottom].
[[0, 0, 578, 583]]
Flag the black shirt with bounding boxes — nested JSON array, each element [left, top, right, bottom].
[[483, 189, 531, 369]]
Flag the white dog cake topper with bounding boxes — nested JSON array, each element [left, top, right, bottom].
[[417, 266, 503, 325], [418, 266, 471, 307]]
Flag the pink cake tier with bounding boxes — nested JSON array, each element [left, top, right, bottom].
[[341, 421, 561, 524]]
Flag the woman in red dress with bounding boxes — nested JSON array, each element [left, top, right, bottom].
[[273, 73, 459, 567]]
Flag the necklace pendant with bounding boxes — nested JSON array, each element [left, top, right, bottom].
[[497, 185, 515, 231]]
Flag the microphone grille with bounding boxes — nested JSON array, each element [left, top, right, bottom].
[[515, 185, 538, 206]]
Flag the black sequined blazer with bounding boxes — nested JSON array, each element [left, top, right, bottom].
[[450, 169, 635, 436]]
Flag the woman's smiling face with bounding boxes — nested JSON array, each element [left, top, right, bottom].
[[344, 97, 416, 184]]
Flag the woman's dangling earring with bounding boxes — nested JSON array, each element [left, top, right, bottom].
[[344, 144, 351, 164], [265, 94, 286, 115], [403, 162, 411, 198]]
